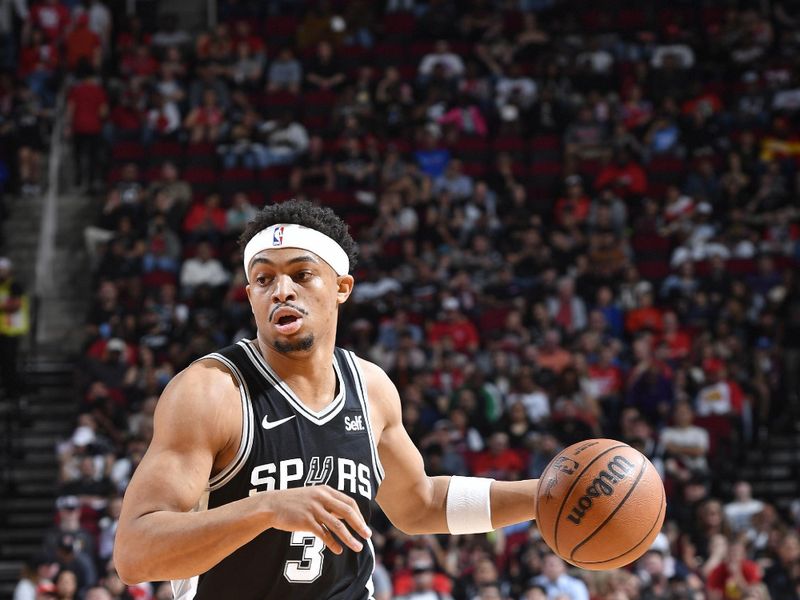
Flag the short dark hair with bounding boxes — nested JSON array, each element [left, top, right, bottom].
[[239, 199, 358, 271]]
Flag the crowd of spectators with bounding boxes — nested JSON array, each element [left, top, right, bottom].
[[10, 0, 800, 599]]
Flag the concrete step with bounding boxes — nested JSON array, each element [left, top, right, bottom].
[[0, 498, 57, 513], [0, 561, 23, 578], [28, 420, 72, 434], [11, 482, 58, 496], [0, 529, 48, 544], [0, 404, 74, 420], [751, 480, 799, 496], [0, 455, 59, 471], [5, 512, 53, 528], [12, 436, 61, 450], [0, 543, 41, 559], [7, 468, 58, 484], [740, 465, 794, 480]]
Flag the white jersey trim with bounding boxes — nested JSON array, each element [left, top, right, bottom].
[[342, 351, 385, 484], [366, 537, 377, 600], [239, 339, 347, 426], [199, 353, 255, 492]]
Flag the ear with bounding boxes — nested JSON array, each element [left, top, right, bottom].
[[245, 284, 253, 310], [336, 274, 354, 305]]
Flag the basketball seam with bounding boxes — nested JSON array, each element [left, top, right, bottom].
[[551, 444, 628, 556], [576, 478, 666, 565], [569, 459, 647, 561]]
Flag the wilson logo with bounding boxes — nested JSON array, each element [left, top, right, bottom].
[[566, 456, 635, 525]]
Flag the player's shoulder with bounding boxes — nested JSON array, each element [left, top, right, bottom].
[[351, 354, 395, 391], [351, 355, 401, 421], [155, 358, 242, 428]]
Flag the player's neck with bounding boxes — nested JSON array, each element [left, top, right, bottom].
[[256, 335, 338, 411]]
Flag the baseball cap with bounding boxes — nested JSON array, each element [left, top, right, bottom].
[[442, 297, 460, 311], [565, 174, 582, 187], [649, 532, 670, 555], [58, 534, 75, 552], [36, 581, 57, 595], [71, 425, 96, 447], [106, 338, 126, 353], [56, 495, 80, 511]]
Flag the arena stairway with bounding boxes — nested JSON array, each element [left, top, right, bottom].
[[0, 355, 77, 597], [727, 429, 800, 513]]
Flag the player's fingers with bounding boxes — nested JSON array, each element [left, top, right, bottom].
[[323, 487, 372, 538], [328, 498, 372, 540], [310, 522, 343, 555], [318, 511, 363, 553]]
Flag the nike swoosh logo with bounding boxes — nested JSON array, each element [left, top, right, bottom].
[[261, 414, 296, 430]]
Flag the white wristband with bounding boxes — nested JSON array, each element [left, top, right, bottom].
[[445, 476, 494, 535]]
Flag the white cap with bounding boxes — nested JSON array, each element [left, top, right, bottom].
[[442, 297, 460, 311], [71, 426, 95, 447]]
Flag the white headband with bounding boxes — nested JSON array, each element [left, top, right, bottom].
[[243, 223, 350, 280]]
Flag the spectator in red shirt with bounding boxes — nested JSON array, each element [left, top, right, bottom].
[[695, 359, 744, 417], [65, 13, 101, 70], [471, 432, 524, 480], [120, 45, 160, 83], [594, 148, 648, 199], [588, 346, 623, 401], [707, 540, 761, 600], [66, 60, 108, 189], [427, 297, 479, 355], [626, 281, 664, 334], [182, 193, 227, 244], [19, 28, 59, 106], [554, 174, 591, 227], [183, 88, 225, 143], [27, 0, 70, 42], [659, 311, 692, 363]]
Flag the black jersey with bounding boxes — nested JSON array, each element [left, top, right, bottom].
[[172, 339, 384, 600]]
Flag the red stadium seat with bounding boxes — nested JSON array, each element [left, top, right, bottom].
[[183, 166, 217, 187], [493, 137, 527, 161], [185, 142, 216, 157], [149, 140, 184, 160], [111, 141, 146, 162], [382, 12, 416, 36], [263, 15, 298, 41]]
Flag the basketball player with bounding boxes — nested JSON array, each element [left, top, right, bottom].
[[114, 200, 540, 599]]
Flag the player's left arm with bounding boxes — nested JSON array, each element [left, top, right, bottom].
[[363, 360, 538, 535]]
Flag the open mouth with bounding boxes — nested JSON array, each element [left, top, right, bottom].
[[272, 308, 304, 335]]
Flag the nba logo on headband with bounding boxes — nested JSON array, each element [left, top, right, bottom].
[[272, 226, 284, 246]]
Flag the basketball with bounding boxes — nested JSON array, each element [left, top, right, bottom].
[[535, 439, 666, 571]]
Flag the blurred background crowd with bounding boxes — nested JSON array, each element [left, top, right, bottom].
[[3, 0, 800, 599]]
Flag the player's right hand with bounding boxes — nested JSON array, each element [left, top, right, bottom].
[[261, 485, 372, 555]]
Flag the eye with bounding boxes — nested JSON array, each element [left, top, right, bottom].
[[255, 274, 272, 285], [295, 270, 313, 282]]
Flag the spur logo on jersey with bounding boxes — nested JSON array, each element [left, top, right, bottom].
[[344, 414, 365, 432], [566, 455, 635, 525], [249, 456, 372, 499], [272, 225, 284, 246]]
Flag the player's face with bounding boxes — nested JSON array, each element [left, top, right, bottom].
[[246, 247, 353, 354]]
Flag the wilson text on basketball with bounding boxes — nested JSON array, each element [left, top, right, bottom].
[[566, 455, 636, 525]]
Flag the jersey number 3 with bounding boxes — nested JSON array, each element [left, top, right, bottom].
[[284, 531, 325, 583]]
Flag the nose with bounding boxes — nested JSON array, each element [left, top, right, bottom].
[[271, 273, 297, 304]]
